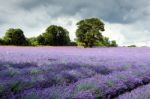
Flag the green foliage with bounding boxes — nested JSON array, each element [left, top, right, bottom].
[[76, 82, 102, 98], [27, 37, 38, 46], [0, 38, 5, 45], [0, 18, 118, 47], [22, 93, 41, 99], [76, 82, 97, 91], [76, 18, 118, 47], [128, 45, 136, 47], [36, 35, 45, 45], [101, 37, 111, 46], [3, 28, 28, 46], [106, 80, 114, 87], [110, 40, 118, 47], [69, 41, 77, 46], [30, 69, 42, 75], [10, 81, 22, 93], [98, 37, 118, 47], [76, 18, 105, 47], [0, 84, 4, 93], [38, 25, 71, 46]]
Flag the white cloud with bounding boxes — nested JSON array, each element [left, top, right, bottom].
[[103, 22, 126, 45], [104, 21, 150, 46]]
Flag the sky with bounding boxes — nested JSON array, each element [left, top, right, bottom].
[[0, 0, 150, 46]]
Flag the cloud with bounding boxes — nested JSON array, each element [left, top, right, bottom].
[[0, 0, 150, 46], [104, 21, 150, 46], [14, 0, 150, 23]]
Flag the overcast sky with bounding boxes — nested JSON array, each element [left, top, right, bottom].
[[0, 0, 150, 46]]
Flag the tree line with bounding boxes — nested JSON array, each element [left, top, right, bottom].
[[0, 18, 117, 47]]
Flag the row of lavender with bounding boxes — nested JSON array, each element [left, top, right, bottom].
[[18, 64, 150, 99], [0, 46, 150, 98], [117, 83, 150, 99]]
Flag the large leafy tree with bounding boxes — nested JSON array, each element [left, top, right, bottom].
[[76, 18, 105, 47], [38, 25, 70, 46], [4, 28, 27, 45]]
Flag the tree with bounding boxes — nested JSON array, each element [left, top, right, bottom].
[[97, 37, 118, 47], [69, 41, 77, 46], [27, 37, 38, 46], [36, 35, 45, 45], [3, 28, 27, 45], [110, 40, 118, 47], [39, 25, 70, 46], [128, 45, 136, 47], [76, 18, 105, 47], [101, 37, 111, 46], [0, 38, 4, 45]]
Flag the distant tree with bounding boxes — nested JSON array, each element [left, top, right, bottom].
[[76, 18, 105, 47], [128, 45, 136, 47], [39, 25, 70, 46], [110, 40, 118, 47], [3, 28, 27, 45]]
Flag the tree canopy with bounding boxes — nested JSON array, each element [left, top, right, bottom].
[[0, 18, 117, 47], [27, 37, 38, 46], [76, 18, 105, 47], [37, 25, 70, 46], [3, 28, 27, 46]]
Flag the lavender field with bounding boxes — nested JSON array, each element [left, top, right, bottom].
[[0, 46, 150, 99]]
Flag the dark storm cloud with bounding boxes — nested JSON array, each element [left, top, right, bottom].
[[15, 0, 150, 23], [0, 0, 149, 24]]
